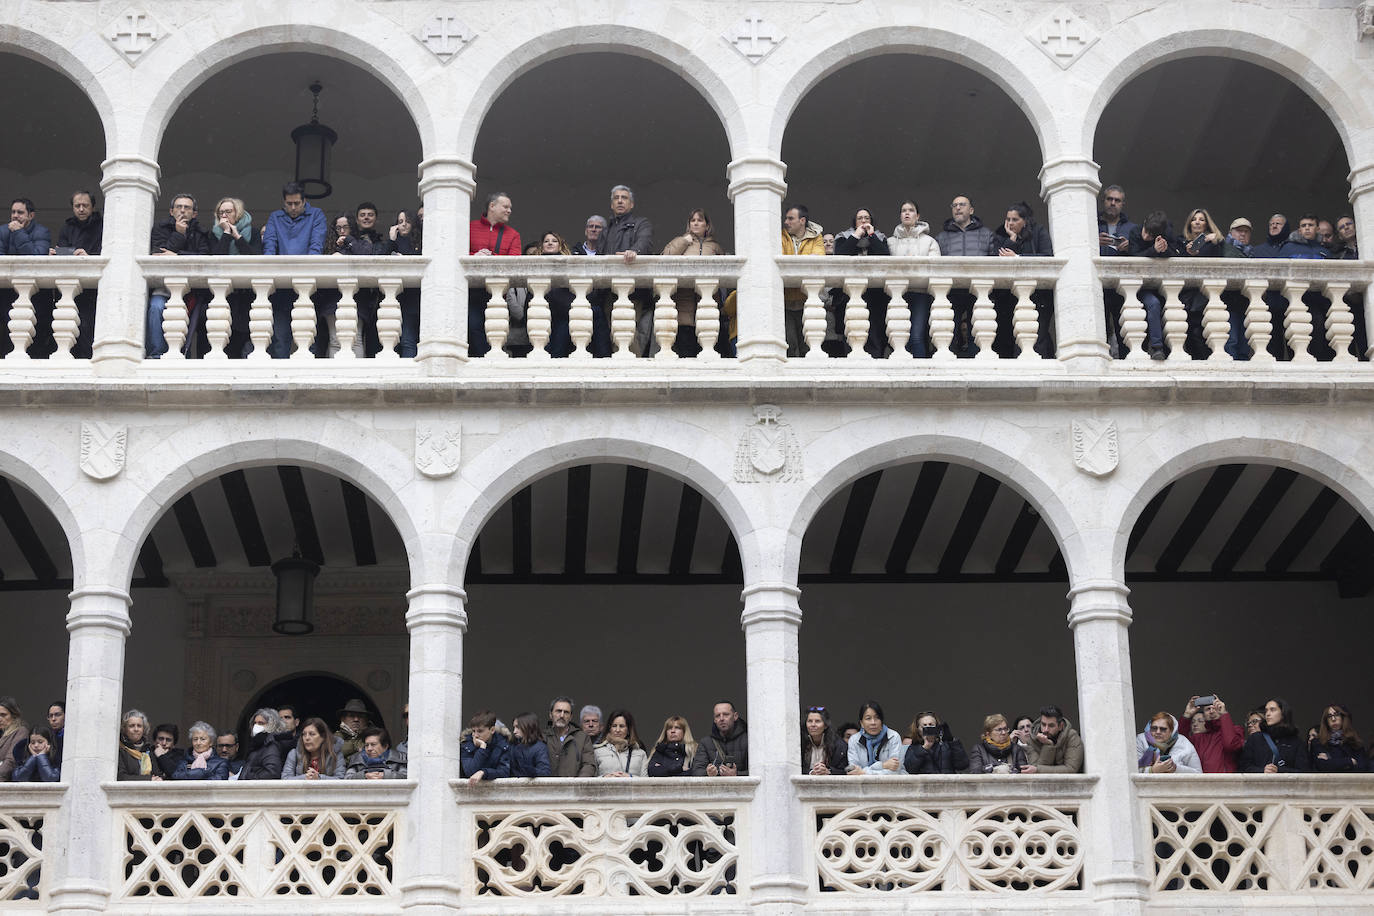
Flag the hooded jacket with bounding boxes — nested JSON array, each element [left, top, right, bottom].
[[1278, 231, 1330, 260], [936, 215, 995, 257], [1250, 219, 1290, 259], [1179, 711, 1244, 773], [690, 717, 749, 776], [888, 221, 941, 257], [1135, 713, 1203, 774], [780, 221, 826, 311], [1023, 718, 1084, 773], [460, 730, 510, 780]]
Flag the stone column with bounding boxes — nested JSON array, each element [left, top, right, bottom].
[[91, 155, 160, 372], [1345, 162, 1374, 358], [46, 585, 132, 914], [1040, 156, 1111, 370], [1067, 578, 1148, 912], [728, 156, 788, 364], [416, 156, 476, 370], [740, 580, 806, 912], [398, 584, 467, 913]]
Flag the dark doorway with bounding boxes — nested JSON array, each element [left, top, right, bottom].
[[237, 672, 384, 742]]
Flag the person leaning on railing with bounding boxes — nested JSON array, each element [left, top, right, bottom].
[[261, 181, 327, 359], [171, 721, 229, 780], [534, 231, 575, 358], [692, 701, 749, 777], [1136, 711, 1201, 774], [507, 713, 551, 777], [988, 201, 1055, 358], [145, 193, 211, 359], [11, 727, 59, 783], [207, 196, 258, 358], [967, 714, 1033, 774], [1126, 210, 1183, 361], [887, 200, 941, 358], [344, 727, 407, 779], [461, 709, 510, 784], [1023, 704, 1083, 773], [541, 696, 597, 777], [116, 708, 156, 781], [902, 710, 969, 775], [832, 207, 892, 358], [593, 709, 648, 778], [844, 700, 902, 776], [282, 717, 346, 779], [241, 707, 285, 780], [0, 698, 28, 782], [800, 706, 847, 776], [1179, 694, 1243, 773]]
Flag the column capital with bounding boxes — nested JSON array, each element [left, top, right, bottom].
[[1066, 579, 1132, 628], [404, 584, 469, 631], [1038, 155, 1101, 198], [417, 156, 477, 196], [739, 580, 802, 627], [100, 155, 161, 195], [727, 156, 788, 201], [66, 586, 132, 634]]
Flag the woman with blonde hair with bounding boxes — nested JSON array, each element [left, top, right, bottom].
[[967, 714, 1034, 774], [648, 715, 697, 777]]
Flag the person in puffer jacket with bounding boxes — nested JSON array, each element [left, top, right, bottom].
[[461, 709, 510, 782], [846, 701, 904, 775], [648, 715, 696, 777], [903, 711, 969, 774], [1136, 711, 1202, 774], [888, 200, 941, 358]]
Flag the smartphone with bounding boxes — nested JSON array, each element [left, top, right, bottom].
[[1195, 695, 1216, 707]]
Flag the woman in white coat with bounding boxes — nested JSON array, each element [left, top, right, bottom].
[[1136, 711, 1202, 774], [846, 701, 904, 775]]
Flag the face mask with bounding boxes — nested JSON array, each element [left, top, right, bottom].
[[251, 724, 266, 736]]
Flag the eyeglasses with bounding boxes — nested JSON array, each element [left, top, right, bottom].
[[807, 706, 826, 713], [1246, 718, 1262, 727], [1327, 712, 1345, 720]]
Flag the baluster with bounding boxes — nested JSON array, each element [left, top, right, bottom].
[[652, 278, 678, 359], [5, 279, 35, 360], [1116, 278, 1146, 361], [289, 277, 317, 360], [1242, 279, 1273, 364], [247, 279, 273, 360], [568, 279, 593, 359], [970, 278, 996, 360], [842, 277, 869, 359], [1322, 280, 1356, 363], [203, 279, 231, 360], [928, 279, 955, 361], [161, 277, 189, 361], [1160, 279, 1187, 362], [525, 278, 551, 359], [609, 278, 635, 359], [885, 278, 911, 359], [694, 278, 720, 360], [483, 278, 509, 359], [1011, 280, 1038, 360], [1282, 279, 1314, 363], [50, 279, 82, 360], [1200, 278, 1230, 362], [376, 279, 402, 359], [334, 278, 359, 360], [801, 279, 826, 359]]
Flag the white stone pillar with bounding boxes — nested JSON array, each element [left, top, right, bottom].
[[416, 156, 476, 370], [1040, 156, 1111, 370], [46, 585, 132, 914], [1345, 162, 1374, 358], [91, 155, 160, 372], [728, 156, 788, 364], [398, 584, 467, 913], [1067, 579, 1148, 912], [740, 580, 806, 912]]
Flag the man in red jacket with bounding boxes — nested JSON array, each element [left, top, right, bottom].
[[468, 192, 522, 357], [1181, 694, 1244, 773]]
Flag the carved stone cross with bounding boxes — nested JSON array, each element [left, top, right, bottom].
[[418, 15, 472, 62], [727, 15, 784, 64], [109, 10, 159, 62]]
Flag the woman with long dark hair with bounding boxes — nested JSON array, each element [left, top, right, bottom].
[[509, 712, 552, 777], [12, 728, 59, 782], [1310, 703, 1366, 772], [594, 708, 647, 777], [1238, 697, 1310, 773], [282, 717, 345, 779], [800, 705, 847, 775]]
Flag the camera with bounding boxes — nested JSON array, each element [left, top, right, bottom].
[[921, 725, 939, 737], [1195, 695, 1216, 707]]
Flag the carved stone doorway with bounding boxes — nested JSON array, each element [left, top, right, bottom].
[[237, 672, 386, 743]]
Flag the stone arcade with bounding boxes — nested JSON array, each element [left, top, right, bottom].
[[0, 1, 1372, 914]]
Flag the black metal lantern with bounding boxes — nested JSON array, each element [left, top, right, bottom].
[[291, 82, 337, 200], [271, 550, 319, 635]]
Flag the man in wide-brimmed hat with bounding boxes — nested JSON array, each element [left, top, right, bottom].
[[336, 699, 371, 760]]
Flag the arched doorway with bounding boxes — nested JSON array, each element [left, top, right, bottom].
[[238, 671, 386, 741]]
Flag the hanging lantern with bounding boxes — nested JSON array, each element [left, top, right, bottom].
[[291, 82, 337, 200], [271, 550, 319, 635]]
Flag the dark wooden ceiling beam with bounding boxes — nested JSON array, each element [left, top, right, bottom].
[[564, 465, 591, 576], [831, 471, 882, 576], [885, 462, 947, 574], [512, 485, 532, 577], [1265, 488, 1340, 574], [616, 466, 648, 575], [219, 470, 271, 567], [172, 493, 217, 569], [0, 478, 57, 582], [340, 480, 377, 567], [938, 473, 1000, 576], [138, 536, 166, 587], [1125, 484, 1172, 563], [277, 465, 324, 566], [1155, 464, 1244, 574], [668, 484, 703, 576], [1212, 467, 1297, 574], [995, 501, 1042, 576]]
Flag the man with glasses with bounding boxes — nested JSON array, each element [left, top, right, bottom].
[[1179, 693, 1243, 772], [216, 732, 244, 778], [573, 215, 606, 257]]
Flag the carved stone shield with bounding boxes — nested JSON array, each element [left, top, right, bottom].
[[1072, 418, 1118, 478], [734, 405, 803, 483], [415, 425, 461, 479], [80, 421, 127, 480]]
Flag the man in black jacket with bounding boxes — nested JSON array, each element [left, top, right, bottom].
[[146, 194, 210, 357], [54, 191, 103, 358], [690, 701, 748, 776], [597, 185, 656, 355]]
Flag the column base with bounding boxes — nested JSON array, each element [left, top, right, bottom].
[[90, 338, 144, 374], [748, 875, 809, 911], [399, 877, 464, 912], [45, 880, 111, 914]]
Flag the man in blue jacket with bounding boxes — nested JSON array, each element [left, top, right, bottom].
[[261, 181, 327, 358], [0, 199, 51, 255]]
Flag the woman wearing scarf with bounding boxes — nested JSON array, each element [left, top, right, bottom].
[[845, 701, 903, 775], [172, 722, 229, 780], [1135, 711, 1202, 774], [1310, 704, 1366, 772], [967, 714, 1033, 774], [208, 196, 258, 358], [0, 698, 28, 781], [1238, 697, 1311, 773], [117, 709, 156, 781], [594, 709, 648, 777]]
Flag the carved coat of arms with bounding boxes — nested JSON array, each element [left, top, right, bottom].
[[1071, 418, 1118, 477], [415, 425, 460, 478], [734, 405, 803, 483], [80, 421, 127, 480]]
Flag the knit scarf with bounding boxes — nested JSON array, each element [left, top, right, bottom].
[[122, 738, 152, 775], [1329, 730, 1344, 745], [862, 729, 887, 765], [982, 736, 1012, 758], [189, 748, 212, 770], [211, 213, 253, 250]]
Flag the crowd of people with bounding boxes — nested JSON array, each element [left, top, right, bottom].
[[0, 182, 1362, 362]]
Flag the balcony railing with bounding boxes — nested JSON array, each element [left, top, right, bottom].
[[105, 781, 410, 905], [1098, 257, 1372, 363], [464, 255, 745, 360], [453, 777, 754, 907], [1, 257, 107, 361], [139, 256, 427, 361], [1138, 774, 1374, 900], [0, 784, 63, 905], [778, 256, 1066, 361], [794, 774, 1095, 904]]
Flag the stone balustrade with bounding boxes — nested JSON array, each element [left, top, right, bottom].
[[0, 257, 107, 361], [1138, 774, 1374, 906], [777, 256, 1066, 361], [795, 775, 1096, 908], [0, 784, 63, 906], [1097, 257, 1372, 363], [138, 256, 427, 362], [452, 777, 754, 908], [463, 255, 745, 360]]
